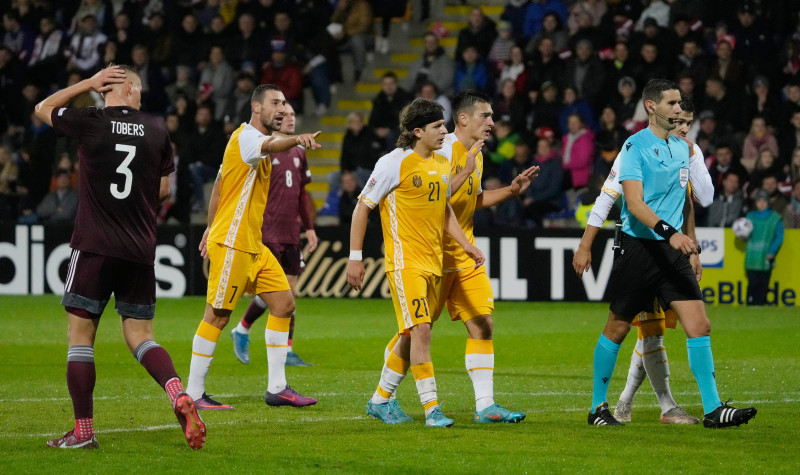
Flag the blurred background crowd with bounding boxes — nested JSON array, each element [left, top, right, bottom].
[[1, 0, 799, 232]]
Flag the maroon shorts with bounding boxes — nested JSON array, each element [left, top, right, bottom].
[[265, 242, 304, 276], [61, 249, 156, 319]]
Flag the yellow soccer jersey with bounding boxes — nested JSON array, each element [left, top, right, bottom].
[[438, 132, 483, 271], [208, 123, 273, 254], [358, 147, 451, 274]]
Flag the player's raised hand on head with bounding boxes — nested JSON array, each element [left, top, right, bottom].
[[572, 245, 592, 278], [296, 131, 322, 149], [465, 244, 485, 269], [90, 66, 127, 93], [511, 165, 540, 196], [668, 233, 697, 255], [346, 260, 365, 292]]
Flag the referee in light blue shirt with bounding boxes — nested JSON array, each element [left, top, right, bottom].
[[587, 79, 757, 429]]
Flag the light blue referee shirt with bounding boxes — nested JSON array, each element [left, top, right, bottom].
[[618, 127, 691, 240]]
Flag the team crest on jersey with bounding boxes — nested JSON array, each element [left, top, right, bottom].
[[294, 157, 300, 168], [455, 164, 463, 174], [412, 175, 422, 187], [441, 174, 449, 185], [679, 167, 689, 188]]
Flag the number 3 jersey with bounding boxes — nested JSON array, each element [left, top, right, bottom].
[[51, 106, 174, 265], [358, 147, 451, 275]]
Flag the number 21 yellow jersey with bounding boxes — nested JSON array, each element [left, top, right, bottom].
[[358, 147, 452, 275]]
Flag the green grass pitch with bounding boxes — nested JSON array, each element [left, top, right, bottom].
[[1, 295, 798, 473]]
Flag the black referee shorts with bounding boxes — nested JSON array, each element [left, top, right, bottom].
[[608, 232, 702, 320]]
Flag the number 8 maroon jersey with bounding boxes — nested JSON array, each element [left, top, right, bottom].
[[51, 106, 175, 265]]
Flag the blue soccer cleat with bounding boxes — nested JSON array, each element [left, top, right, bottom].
[[366, 400, 406, 424], [425, 407, 454, 427], [388, 399, 413, 423], [474, 403, 527, 423], [231, 328, 250, 364], [286, 351, 313, 367]]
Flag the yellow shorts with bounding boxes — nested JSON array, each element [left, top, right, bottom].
[[632, 298, 678, 329], [433, 265, 494, 323], [386, 269, 440, 334], [206, 242, 290, 311]]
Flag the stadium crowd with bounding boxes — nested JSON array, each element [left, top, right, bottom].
[[1, 0, 800, 230]]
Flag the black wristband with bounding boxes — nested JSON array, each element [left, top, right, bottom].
[[653, 220, 678, 240]]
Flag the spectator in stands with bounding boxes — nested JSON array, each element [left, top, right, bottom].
[[187, 105, 227, 213], [130, 44, 168, 114], [501, 0, 531, 44], [330, 0, 374, 83], [415, 81, 452, 128], [567, 9, 607, 52], [260, 44, 303, 112], [525, 36, 565, 96], [26, 16, 64, 89], [198, 45, 235, 121], [486, 119, 520, 179], [702, 76, 736, 132], [790, 147, 800, 183], [2, 11, 33, 63], [35, 168, 78, 224], [595, 106, 629, 176], [228, 13, 267, 70], [634, 1, 669, 30], [759, 175, 789, 214], [224, 71, 256, 127], [525, 12, 568, 56], [109, 11, 133, 65], [340, 111, 383, 187], [748, 148, 783, 193], [0, 144, 19, 222], [709, 142, 749, 193], [166, 65, 198, 105], [494, 78, 529, 134], [455, 45, 490, 94], [744, 189, 784, 306], [672, 38, 708, 91], [610, 76, 638, 127], [404, 31, 455, 96], [338, 170, 360, 226], [604, 41, 635, 100], [488, 21, 515, 71], [742, 116, 779, 174], [368, 71, 413, 152], [743, 75, 781, 130], [558, 84, 595, 136], [456, 7, 497, 59], [524, 137, 564, 227], [563, 38, 606, 108], [632, 41, 668, 92], [784, 180, 800, 228], [66, 14, 106, 76], [530, 81, 561, 135], [205, 15, 231, 47], [710, 37, 746, 96], [567, 0, 607, 37], [140, 11, 172, 69], [172, 12, 208, 72], [372, 0, 409, 55], [498, 140, 534, 186], [781, 110, 800, 165], [707, 171, 744, 227], [302, 24, 340, 116], [695, 110, 729, 158], [523, 0, 568, 39], [731, 2, 773, 80], [561, 112, 594, 189]]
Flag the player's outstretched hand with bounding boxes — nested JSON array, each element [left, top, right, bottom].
[[305, 229, 318, 254], [572, 244, 592, 278], [690, 253, 702, 282], [465, 244, 485, 269], [464, 139, 483, 176], [668, 233, 697, 255], [199, 227, 210, 259], [296, 131, 322, 149], [511, 165, 540, 196], [346, 260, 365, 292], [90, 66, 127, 94]]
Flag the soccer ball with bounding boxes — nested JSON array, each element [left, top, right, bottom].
[[732, 217, 753, 240]]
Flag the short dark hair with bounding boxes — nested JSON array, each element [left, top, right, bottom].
[[381, 71, 398, 81], [251, 84, 281, 104], [452, 89, 492, 118], [679, 93, 695, 115], [396, 98, 445, 149], [642, 78, 678, 106]]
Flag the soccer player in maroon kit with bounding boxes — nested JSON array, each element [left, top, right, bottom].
[[35, 65, 205, 450], [229, 103, 318, 366]]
